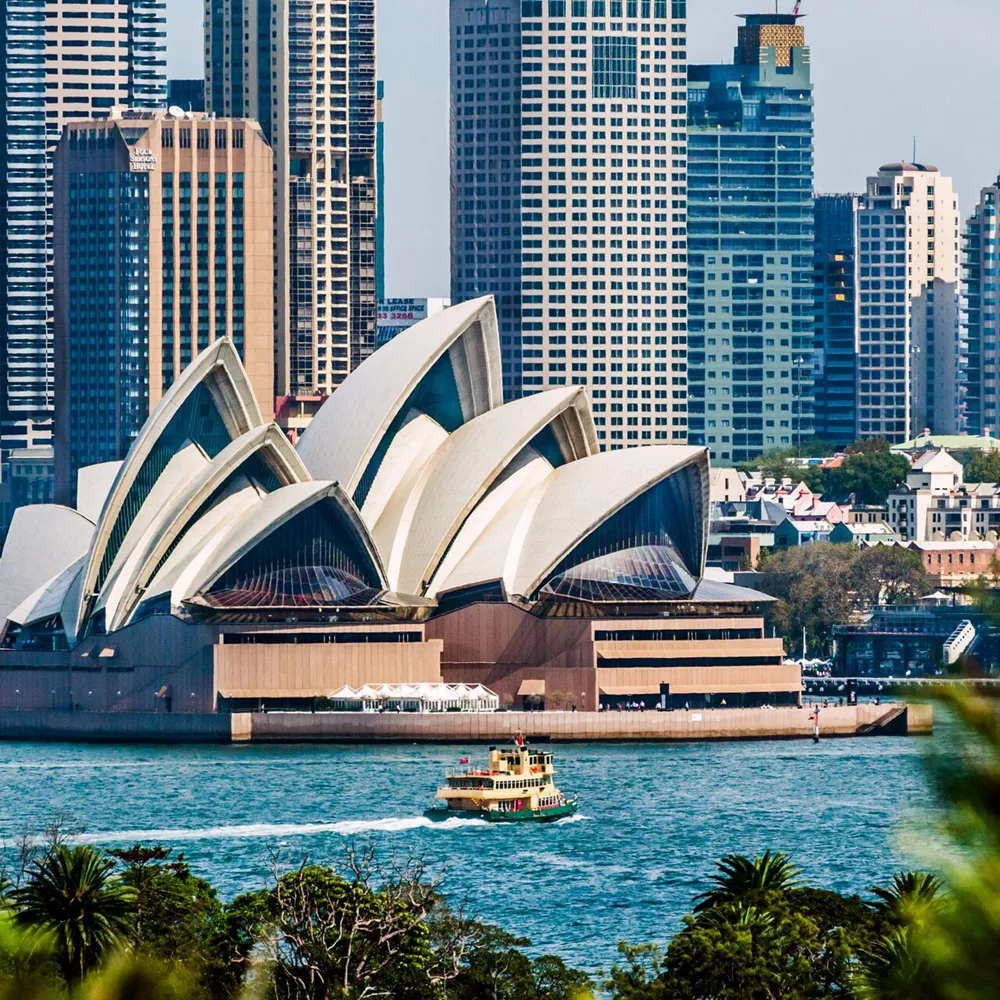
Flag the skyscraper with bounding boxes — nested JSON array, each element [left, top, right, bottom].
[[206, 0, 379, 399], [0, 0, 167, 458], [450, 0, 690, 449], [686, 13, 814, 464], [856, 163, 961, 441], [52, 111, 274, 502], [962, 177, 1000, 436], [813, 194, 860, 446]]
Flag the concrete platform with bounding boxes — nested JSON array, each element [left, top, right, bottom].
[[238, 703, 933, 743]]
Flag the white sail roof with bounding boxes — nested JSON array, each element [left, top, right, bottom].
[[296, 297, 502, 497]]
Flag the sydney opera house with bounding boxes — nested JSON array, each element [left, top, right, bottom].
[[0, 299, 797, 719]]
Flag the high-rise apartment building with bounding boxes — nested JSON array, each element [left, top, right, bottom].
[[450, 0, 690, 449], [856, 163, 961, 441], [963, 176, 1000, 436], [813, 194, 860, 446], [0, 1, 166, 458], [52, 111, 274, 502], [206, 0, 378, 399], [686, 13, 814, 464]]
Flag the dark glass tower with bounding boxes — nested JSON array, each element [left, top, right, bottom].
[[686, 13, 814, 463], [813, 194, 860, 446], [963, 179, 1000, 436]]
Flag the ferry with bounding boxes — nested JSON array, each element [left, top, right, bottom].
[[427, 736, 578, 823]]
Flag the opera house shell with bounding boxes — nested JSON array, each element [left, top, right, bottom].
[[0, 298, 795, 719]]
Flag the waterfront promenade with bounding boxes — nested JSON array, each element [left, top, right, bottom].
[[0, 702, 931, 743]]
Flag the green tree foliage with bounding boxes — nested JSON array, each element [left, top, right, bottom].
[[231, 857, 444, 1000], [693, 851, 801, 912], [844, 437, 894, 456], [109, 845, 232, 998], [758, 543, 931, 653], [962, 450, 1000, 484], [825, 448, 910, 504], [890, 693, 1000, 1000], [443, 923, 592, 1000], [606, 856, 904, 1000], [13, 845, 134, 984]]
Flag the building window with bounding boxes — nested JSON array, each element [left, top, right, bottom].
[[593, 35, 637, 98]]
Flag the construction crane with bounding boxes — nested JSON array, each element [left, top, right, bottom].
[[791, 0, 802, 14]]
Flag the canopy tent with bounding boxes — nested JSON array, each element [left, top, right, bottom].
[[328, 682, 499, 714]]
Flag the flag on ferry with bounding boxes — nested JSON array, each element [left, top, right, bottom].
[[459, 757, 469, 764]]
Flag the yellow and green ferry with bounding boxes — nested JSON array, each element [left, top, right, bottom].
[[427, 737, 577, 823]]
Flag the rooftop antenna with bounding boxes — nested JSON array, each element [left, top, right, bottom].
[[912, 135, 917, 164]]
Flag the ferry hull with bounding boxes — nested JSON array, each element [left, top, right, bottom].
[[426, 799, 578, 824]]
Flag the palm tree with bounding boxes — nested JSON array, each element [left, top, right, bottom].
[[871, 872, 943, 922], [697, 899, 776, 932], [694, 851, 801, 912], [13, 845, 134, 983], [854, 927, 935, 1000]]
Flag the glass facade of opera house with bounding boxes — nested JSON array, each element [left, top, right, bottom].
[[0, 300, 799, 717]]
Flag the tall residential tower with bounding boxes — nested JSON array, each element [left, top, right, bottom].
[[0, 0, 167, 457], [450, 0, 690, 448], [206, 0, 378, 399], [856, 163, 961, 441], [52, 111, 275, 501], [963, 176, 1000, 436], [686, 13, 814, 463]]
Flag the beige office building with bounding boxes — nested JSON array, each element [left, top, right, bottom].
[[52, 109, 274, 502], [450, 0, 689, 449], [857, 163, 961, 441], [206, 0, 379, 399]]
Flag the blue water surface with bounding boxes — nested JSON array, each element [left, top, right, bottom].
[[0, 730, 941, 971]]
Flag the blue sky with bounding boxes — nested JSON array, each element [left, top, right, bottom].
[[168, 0, 1000, 298]]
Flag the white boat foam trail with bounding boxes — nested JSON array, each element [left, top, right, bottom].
[[73, 816, 491, 844], [553, 813, 588, 826]]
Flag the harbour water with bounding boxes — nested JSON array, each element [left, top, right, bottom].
[[0, 731, 941, 971]]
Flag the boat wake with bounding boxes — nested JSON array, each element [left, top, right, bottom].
[[552, 813, 588, 826], [74, 815, 491, 845]]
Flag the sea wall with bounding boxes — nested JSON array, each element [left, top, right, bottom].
[[237, 703, 932, 742], [0, 710, 232, 743], [0, 703, 933, 744]]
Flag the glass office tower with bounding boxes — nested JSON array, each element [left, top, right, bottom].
[[0, 0, 166, 458], [687, 13, 814, 463]]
